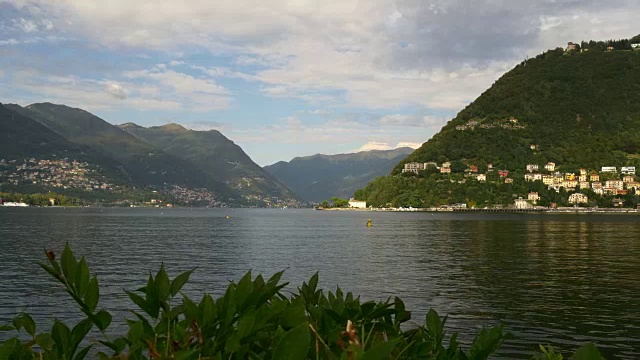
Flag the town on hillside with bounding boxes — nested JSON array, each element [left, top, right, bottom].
[[400, 159, 639, 210]]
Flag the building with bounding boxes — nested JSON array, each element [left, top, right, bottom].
[[542, 175, 555, 185], [568, 193, 588, 204], [579, 181, 590, 189], [623, 175, 635, 183], [487, 163, 493, 171], [439, 166, 451, 174], [578, 174, 587, 182], [607, 46, 614, 51], [514, 197, 532, 209], [565, 173, 575, 181], [544, 162, 556, 172], [528, 192, 540, 204], [526, 164, 539, 172], [590, 173, 600, 182], [402, 162, 425, 174], [601, 166, 617, 173], [476, 174, 486, 182], [348, 199, 367, 209], [561, 180, 578, 189], [621, 166, 636, 175], [605, 180, 624, 191], [632, 43, 640, 49], [566, 42, 578, 51], [579, 168, 587, 176], [591, 182, 602, 189], [498, 170, 509, 178], [504, 178, 514, 184], [593, 187, 604, 195]]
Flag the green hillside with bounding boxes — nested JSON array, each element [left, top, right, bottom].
[[5, 103, 236, 200], [119, 123, 300, 202], [358, 36, 640, 208], [264, 148, 413, 202]]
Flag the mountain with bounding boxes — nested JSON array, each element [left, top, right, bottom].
[[119, 122, 300, 202], [264, 148, 413, 202], [5, 103, 234, 198], [358, 36, 640, 207]]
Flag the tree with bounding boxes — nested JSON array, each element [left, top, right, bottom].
[[450, 160, 466, 173]]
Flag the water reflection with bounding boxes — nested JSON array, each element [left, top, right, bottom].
[[0, 208, 639, 358]]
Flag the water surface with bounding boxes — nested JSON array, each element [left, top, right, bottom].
[[0, 208, 638, 358]]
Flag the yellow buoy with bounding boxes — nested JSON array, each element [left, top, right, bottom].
[[226, 215, 230, 219], [366, 218, 372, 227]]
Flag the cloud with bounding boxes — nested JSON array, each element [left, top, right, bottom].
[[356, 141, 421, 152], [0, 70, 4, 78], [105, 82, 127, 100]]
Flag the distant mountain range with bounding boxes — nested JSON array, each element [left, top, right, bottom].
[[0, 102, 299, 206], [264, 148, 413, 202]]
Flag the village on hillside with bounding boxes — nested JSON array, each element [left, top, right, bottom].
[[400, 159, 639, 210]]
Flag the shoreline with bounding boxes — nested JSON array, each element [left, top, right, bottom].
[[316, 207, 640, 214]]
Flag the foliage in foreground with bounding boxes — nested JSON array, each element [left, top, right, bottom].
[[1, 245, 604, 359]]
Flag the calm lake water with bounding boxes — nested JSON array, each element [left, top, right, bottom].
[[0, 207, 639, 358]]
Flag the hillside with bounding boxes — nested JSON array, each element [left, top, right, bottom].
[[119, 123, 300, 202], [5, 103, 235, 199], [265, 148, 413, 202], [358, 36, 640, 208]]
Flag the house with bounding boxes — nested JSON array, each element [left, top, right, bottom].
[[579, 168, 587, 176], [530, 144, 537, 150], [498, 170, 509, 178], [402, 162, 425, 174], [544, 162, 556, 172], [487, 163, 493, 171], [593, 187, 604, 195], [441, 161, 451, 168], [603, 187, 617, 195], [579, 181, 590, 189], [476, 174, 486, 182], [632, 43, 640, 50], [590, 173, 600, 182], [524, 173, 536, 181], [528, 192, 540, 204], [514, 197, 532, 209], [626, 182, 640, 191], [439, 167, 451, 174], [467, 165, 478, 173], [348, 199, 367, 209], [621, 166, 636, 175], [568, 193, 588, 204], [591, 182, 602, 189], [526, 164, 539, 172], [504, 178, 514, 184], [605, 180, 624, 190], [566, 42, 578, 51], [623, 175, 635, 183], [578, 175, 587, 182], [542, 175, 555, 185], [561, 180, 578, 189], [601, 166, 617, 173], [607, 46, 614, 51], [565, 173, 575, 181], [617, 189, 628, 196]]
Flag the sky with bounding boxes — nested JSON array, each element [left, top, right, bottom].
[[0, 1, 637, 165]]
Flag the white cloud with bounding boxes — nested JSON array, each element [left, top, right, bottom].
[[0, 70, 4, 78], [105, 82, 127, 100], [356, 141, 420, 152]]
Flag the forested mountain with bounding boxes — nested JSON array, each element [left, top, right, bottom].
[[264, 148, 413, 202], [5, 103, 232, 195], [119, 123, 299, 201], [358, 35, 640, 208]]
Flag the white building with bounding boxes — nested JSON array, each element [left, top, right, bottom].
[[621, 166, 636, 175], [605, 180, 624, 191], [544, 162, 556, 172], [348, 199, 367, 209], [601, 166, 617, 173], [476, 174, 486, 182], [526, 164, 539, 172], [528, 192, 540, 204], [568, 193, 588, 204], [514, 197, 532, 209]]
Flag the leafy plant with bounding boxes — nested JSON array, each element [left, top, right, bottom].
[[0, 245, 604, 359]]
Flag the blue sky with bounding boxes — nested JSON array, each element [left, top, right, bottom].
[[0, 1, 637, 165]]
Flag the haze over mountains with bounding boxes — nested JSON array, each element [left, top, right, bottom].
[[265, 148, 413, 202]]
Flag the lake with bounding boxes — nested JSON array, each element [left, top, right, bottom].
[[0, 207, 639, 358]]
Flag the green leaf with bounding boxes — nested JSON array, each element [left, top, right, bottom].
[[51, 320, 71, 355], [74, 345, 93, 360], [426, 309, 444, 344], [21, 313, 36, 337], [95, 310, 112, 331], [70, 318, 93, 355], [0, 324, 15, 331], [127, 321, 145, 344], [237, 310, 256, 338], [0, 337, 22, 358], [273, 323, 310, 360], [61, 243, 77, 284], [35, 333, 54, 350], [85, 276, 99, 312], [362, 338, 401, 360], [171, 268, 195, 297], [155, 263, 171, 301], [571, 343, 604, 360], [126, 290, 155, 318], [74, 257, 90, 298]]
